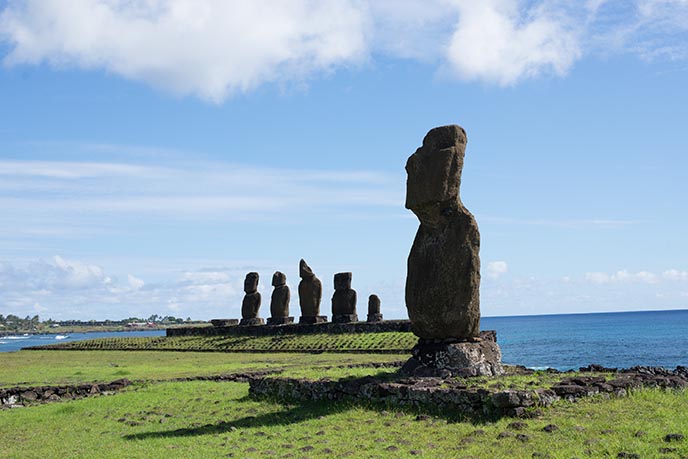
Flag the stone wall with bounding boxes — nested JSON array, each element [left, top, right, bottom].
[[1, 378, 131, 408], [167, 320, 413, 337], [249, 366, 688, 418]]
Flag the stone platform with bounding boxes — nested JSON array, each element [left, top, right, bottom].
[[167, 319, 413, 337], [401, 330, 504, 377]]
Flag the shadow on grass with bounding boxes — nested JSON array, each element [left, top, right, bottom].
[[122, 399, 345, 440], [124, 371, 497, 441]]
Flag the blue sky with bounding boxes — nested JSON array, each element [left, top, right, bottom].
[[0, 0, 687, 321]]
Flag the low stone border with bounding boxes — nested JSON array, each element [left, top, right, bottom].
[[1, 378, 131, 408], [248, 366, 688, 418], [167, 320, 413, 337]]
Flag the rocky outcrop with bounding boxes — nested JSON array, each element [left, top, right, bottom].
[[405, 125, 481, 341]]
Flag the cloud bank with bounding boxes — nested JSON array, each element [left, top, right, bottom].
[[1, 0, 686, 101]]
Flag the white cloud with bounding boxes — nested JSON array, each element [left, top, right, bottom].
[[663, 269, 688, 281], [2, 1, 687, 100], [127, 274, 144, 290], [585, 269, 660, 284], [444, 1, 584, 85], [0, 0, 369, 103], [0, 256, 250, 320], [486, 260, 508, 279]]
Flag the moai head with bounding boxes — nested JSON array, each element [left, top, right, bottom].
[[405, 125, 467, 229], [299, 259, 314, 279], [368, 294, 381, 314], [334, 272, 352, 291], [272, 271, 286, 287], [244, 272, 259, 294]]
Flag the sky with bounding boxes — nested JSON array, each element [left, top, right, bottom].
[[0, 0, 687, 321]]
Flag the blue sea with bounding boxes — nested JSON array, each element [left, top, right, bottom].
[[0, 330, 166, 353], [482, 309, 688, 370], [1, 310, 687, 370]]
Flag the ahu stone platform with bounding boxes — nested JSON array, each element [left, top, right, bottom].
[[167, 320, 415, 338]]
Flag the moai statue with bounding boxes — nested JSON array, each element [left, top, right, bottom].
[[366, 294, 383, 322], [298, 259, 326, 324], [239, 272, 264, 326], [331, 272, 358, 323], [267, 271, 294, 325], [402, 125, 503, 377]]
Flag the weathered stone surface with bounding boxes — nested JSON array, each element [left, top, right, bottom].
[[210, 319, 239, 327], [298, 259, 323, 322], [241, 272, 261, 320], [267, 317, 294, 325], [270, 271, 290, 319], [331, 272, 357, 323], [405, 125, 480, 340], [401, 332, 504, 377], [332, 313, 358, 324], [239, 317, 265, 326], [298, 315, 327, 324], [367, 294, 383, 322]]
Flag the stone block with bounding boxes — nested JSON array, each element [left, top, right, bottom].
[[332, 313, 358, 324], [239, 318, 265, 326], [267, 317, 295, 326], [367, 313, 384, 323], [299, 315, 327, 324]]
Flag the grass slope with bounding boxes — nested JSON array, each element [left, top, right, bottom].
[[27, 332, 417, 353]]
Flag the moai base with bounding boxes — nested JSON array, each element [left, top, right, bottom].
[[299, 315, 327, 324], [211, 319, 239, 327], [401, 331, 504, 378], [267, 317, 294, 326], [239, 317, 265, 326], [332, 314, 359, 324]]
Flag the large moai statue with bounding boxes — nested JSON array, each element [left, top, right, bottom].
[[267, 271, 294, 325], [240, 272, 264, 326], [298, 259, 327, 324], [331, 272, 358, 323], [366, 294, 383, 323], [402, 125, 503, 377]]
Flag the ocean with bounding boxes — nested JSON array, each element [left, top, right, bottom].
[[482, 309, 688, 370], [1, 310, 687, 370], [0, 330, 166, 353]]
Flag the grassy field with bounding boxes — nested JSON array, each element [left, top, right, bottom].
[[0, 350, 403, 387], [28, 331, 418, 353], [1, 350, 687, 458]]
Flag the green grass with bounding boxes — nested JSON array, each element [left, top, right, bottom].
[[0, 350, 404, 387], [28, 332, 417, 353], [2, 349, 688, 458], [1, 378, 687, 459]]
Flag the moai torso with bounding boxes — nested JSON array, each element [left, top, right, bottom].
[[241, 272, 262, 319], [405, 125, 481, 340], [368, 294, 381, 315], [270, 271, 290, 318], [331, 272, 356, 315], [297, 259, 322, 317]]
